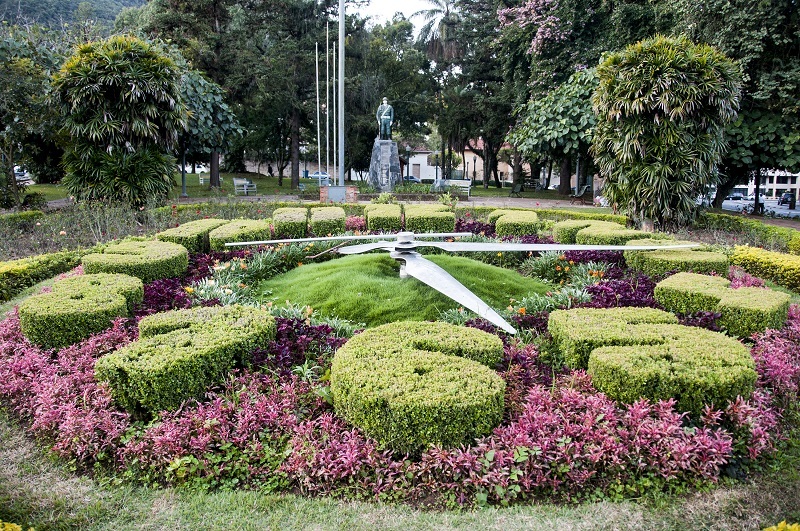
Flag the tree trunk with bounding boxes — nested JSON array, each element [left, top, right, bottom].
[[558, 156, 572, 195], [513, 149, 523, 187], [544, 159, 552, 189], [210, 150, 221, 188], [713, 166, 747, 208], [290, 108, 300, 190]]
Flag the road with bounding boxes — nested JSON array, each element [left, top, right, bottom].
[[721, 199, 800, 218]]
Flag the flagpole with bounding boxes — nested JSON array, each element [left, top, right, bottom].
[[338, 0, 345, 186], [315, 42, 321, 182]]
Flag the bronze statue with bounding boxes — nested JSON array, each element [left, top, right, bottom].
[[376, 97, 394, 140]]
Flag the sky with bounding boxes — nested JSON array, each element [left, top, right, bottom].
[[353, 0, 432, 28]]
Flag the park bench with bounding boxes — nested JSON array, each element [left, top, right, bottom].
[[509, 184, 523, 197], [198, 175, 222, 185], [233, 177, 257, 196], [569, 184, 593, 205], [442, 179, 471, 197]]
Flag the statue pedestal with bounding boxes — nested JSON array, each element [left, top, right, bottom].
[[368, 139, 401, 192]]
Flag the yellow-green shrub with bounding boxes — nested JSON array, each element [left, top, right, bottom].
[[272, 207, 308, 238], [549, 307, 755, 415], [331, 321, 505, 454], [208, 219, 272, 251], [364, 203, 402, 232], [404, 204, 455, 233], [624, 238, 728, 277], [82, 240, 188, 282], [0, 249, 85, 302], [309, 206, 346, 236], [95, 305, 276, 413], [575, 222, 667, 245], [655, 272, 789, 337], [731, 246, 800, 292], [19, 273, 143, 349], [156, 218, 230, 253], [492, 209, 543, 237]]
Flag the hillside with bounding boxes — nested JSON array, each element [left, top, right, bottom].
[[0, 0, 145, 26]]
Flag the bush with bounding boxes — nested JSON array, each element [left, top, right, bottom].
[[549, 307, 755, 414], [156, 218, 230, 253], [575, 222, 667, 245], [0, 249, 85, 302], [364, 203, 402, 232], [404, 204, 456, 233], [624, 238, 729, 277], [18, 273, 143, 349], [272, 207, 308, 238], [82, 239, 188, 282], [0, 209, 44, 228], [94, 305, 276, 413], [309, 206, 346, 236], [492, 209, 543, 237], [654, 272, 789, 337], [696, 212, 799, 253], [552, 220, 596, 243], [331, 321, 505, 454], [731, 245, 800, 292], [208, 219, 272, 251]]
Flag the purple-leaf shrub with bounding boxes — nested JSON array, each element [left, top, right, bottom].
[[679, 311, 722, 331], [751, 304, 800, 406], [186, 251, 250, 284], [728, 265, 766, 289], [345, 216, 366, 232], [564, 250, 625, 266], [134, 278, 193, 318], [582, 272, 660, 309], [251, 318, 348, 375], [456, 218, 495, 237]]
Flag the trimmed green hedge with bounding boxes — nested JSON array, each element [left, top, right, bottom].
[[364, 203, 403, 232], [552, 220, 596, 243], [95, 305, 276, 413], [0, 249, 86, 302], [696, 212, 800, 254], [309, 206, 346, 236], [575, 222, 667, 245], [548, 307, 755, 415], [331, 321, 505, 454], [655, 272, 790, 337], [731, 245, 800, 292], [624, 238, 728, 277], [404, 204, 456, 233], [456, 206, 627, 225], [156, 218, 230, 253], [0, 209, 45, 228], [272, 207, 308, 238], [18, 273, 143, 349], [491, 209, 543, 237], [208, 219, 272, 251], [82, 240, 188, 283]]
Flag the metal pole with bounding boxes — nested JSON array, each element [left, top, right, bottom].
[[181, 149, 187, 197], [316, 42, 321, 181], [338, 0, 345, 186], [325, 23, 329, 176], [332, 42, 337, 185]]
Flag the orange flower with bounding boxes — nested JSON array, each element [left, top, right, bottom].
[[518, 307, 526, 315], [556, 265, 562, 271]]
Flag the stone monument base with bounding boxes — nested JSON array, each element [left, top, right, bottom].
[[368, 138, 401, 192]]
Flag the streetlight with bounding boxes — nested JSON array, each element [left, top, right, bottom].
[[434, 153, 439, 182], [473, 155, 477, 181], [300, 145, 308, 178], [406, 145, 411, 184]]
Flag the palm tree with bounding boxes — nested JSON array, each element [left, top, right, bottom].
[[412, 0, 462, 63]]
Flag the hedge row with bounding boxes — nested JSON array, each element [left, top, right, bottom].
[[552, 219, 669, 245], [156, 219, 230, 253], [95, 305, 276, 413], [364, 204, 402, 232], [696, 213, 800, 254], [309, 206, 346, 236], [331, 321, 505, 454], [0, 249, 86, 303], [655, 272, 789, 337], [490, 209, 544, 237], [82, 240, 188, 283], [272, 207, 308, 239], [209, 219, 272, 251], [624, 238, 728, 277], [548, 307, 755, 415], [404, 204, 456, 233], [731, 246, 800, 292], [456, 206, 627, 225], [19, 273, 143, 349], [0, 209, 45, 228]]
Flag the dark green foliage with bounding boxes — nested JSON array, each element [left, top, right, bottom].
[[624, 239, 729, 277], [592, 35, 742, 229], [0, 0, 145, 26], [18, 273, 142, 349], [208, 220, 272, 252], [403, 204, 456, 233], [52, 35, 185, 206], [94, 305, 276, 413], [156, 218, 230, 253], [81, 239, 188, 283], [364, 204, 402, 232], [656, 272, 790, 337], [0, 249, 85, 302], [272, 208, 308, 239], [309, 207, 345, 237], [331, 321, 505, 454], [549, 306, 755, 414]]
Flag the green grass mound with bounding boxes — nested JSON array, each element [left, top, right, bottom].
[[331, 321, 505, 454], [655, 272, 790, 337], [82, 240, 188, 282], [548, 307, 755, 415], [309, 207, 346, 236], [95, 305, 276, 413], [404, 204, 456, 233], [272, 207, 308, 238], [156, 218, 230, 253], [256, 254, 550, 326], [364, 203, 402, 232], [209, 219, 272, 251], [19, 273, 143, 349], [624, 238, 728, 277], [490, 209, 543, 237]]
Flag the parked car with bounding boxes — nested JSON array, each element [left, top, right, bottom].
[[778, 192, 795, 206], [402, 176, 421, 184], [306, 171, 330, 185], [13, 166, 32, 184], [725, 193, 744, 201]]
